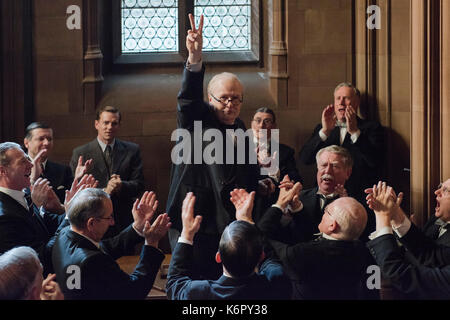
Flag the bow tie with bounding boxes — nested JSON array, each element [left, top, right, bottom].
[[318, 193, 339, 201], [336, 121, 347, 128]]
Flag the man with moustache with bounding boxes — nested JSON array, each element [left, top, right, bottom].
[[282, 145, 374, 243], [299, 83, 384, 199]]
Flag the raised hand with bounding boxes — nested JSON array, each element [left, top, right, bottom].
[[30, 149, 47, 184], [64, 174, 98, 211], [345, 104, 358, 134], [40, 273, 64, 300], [132, 191, 159, 234], [31, 178, 52, 207], [366, 181, 396, 216], [230, 189, 255, 224], [180, 192, 202, 242], [276, 181, 302, 210], [143, 213, 171, 248], [74, 155, 93, 181], [186, 14, 204, 64], [321, 104, 336, 136]]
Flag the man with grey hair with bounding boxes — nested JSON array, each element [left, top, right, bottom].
[[0, 246, 63, 300], [0, 142, 69, 275], [281, 145, 375, 243], [299, 82, 384, 199], [254, 181, 377, 299], [166, 14, 259, 280], [52, 188, 171, 299]]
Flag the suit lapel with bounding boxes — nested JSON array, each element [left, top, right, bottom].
[[89, 139, 109, 179], [111, 139, 126, 175], [0, 191, 49, 235]]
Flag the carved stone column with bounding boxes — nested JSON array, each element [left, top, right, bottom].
[[83, 0, 104, 113], [442, 0, 450, 179], [269, 0, 288, 108], [410, 0, 441, 225]]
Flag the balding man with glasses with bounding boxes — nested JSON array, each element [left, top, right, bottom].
[[166, 14, 260, 280]]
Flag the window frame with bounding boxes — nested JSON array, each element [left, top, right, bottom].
[[112, 0, 261, 64]]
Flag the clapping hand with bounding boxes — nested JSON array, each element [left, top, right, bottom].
[[74, 155, 93, 181], [230, 189, 256, 224], [30, 149, 47, 185], [142, 213, 171, 248], [345, 105, 358, 135], [180, 192, 202, 243], [40, 273, 64, 300], [321, 104, 336, 136], [132, 191, 159, 234]]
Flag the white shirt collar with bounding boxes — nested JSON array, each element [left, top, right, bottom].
[[0, 187, 28, 210], [97, 138, 115, 153], [321, 232, 339, 241], [70, 226, 101, 249]]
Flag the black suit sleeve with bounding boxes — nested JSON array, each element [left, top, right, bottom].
[[177, 66, 211, 130], [367, 234, 450, 298], [399, 223, 450, 267], [99, 225, 143, 260], [299, 124, 329, 165], [166, 242, 201, 300], [83, 245, 164, 299]]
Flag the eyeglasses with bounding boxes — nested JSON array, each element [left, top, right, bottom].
[[210, 93, 243, 106], [252, 118, 274, 125]]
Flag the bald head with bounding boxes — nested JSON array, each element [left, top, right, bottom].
[[326, 197, 367, 240]]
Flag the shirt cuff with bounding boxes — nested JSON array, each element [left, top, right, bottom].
[[368, 226, 393, 240], [178, 236, 194, 246], [132, 224, 144, 238], [186, 60, 202, 72], [319, 129, 328, 141], [350, 129, 361, 143], [287, 201, 303, 213], [392, 218, 411, 238]]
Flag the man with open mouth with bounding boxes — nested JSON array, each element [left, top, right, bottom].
[[299, 82, 384, 202]]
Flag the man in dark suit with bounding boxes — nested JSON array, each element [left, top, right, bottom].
[[251, 183, 377, 300], [250, 107, 303, 222], [166, 192, 290, 300], [299, 82, 384, 199], [70, 105, 145, 235], [166, 14, 259, 280], [24, 122, 75, 204], [0, 142, 67, 275], [366, 180, 450, 299], [285, 145, 376, 243], [52, 188, 170, 300]]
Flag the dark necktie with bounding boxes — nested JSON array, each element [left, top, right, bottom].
[[24, 191, 34, 214], [104, 145, 112, 176], [23, 189, 49, 233], [318, 194, 339, 211]]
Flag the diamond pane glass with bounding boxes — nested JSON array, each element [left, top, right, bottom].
[[122, 0, 178, 53], [194, 0, 251, 51]]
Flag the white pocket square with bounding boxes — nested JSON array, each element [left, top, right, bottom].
[[57, 186, 65, 190]]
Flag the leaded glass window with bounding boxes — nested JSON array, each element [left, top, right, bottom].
[[194, 0, 251, 51], [121, 0, 252, 54], [122, 0, 179, 53]]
